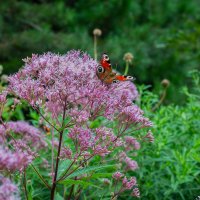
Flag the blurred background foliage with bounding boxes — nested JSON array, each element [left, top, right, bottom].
[[1, 0, 200, 103]]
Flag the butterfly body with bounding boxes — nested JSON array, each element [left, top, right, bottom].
[[97, 53, 134, 84]]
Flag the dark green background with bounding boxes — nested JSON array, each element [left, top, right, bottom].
[[1, 0, 200, 102]]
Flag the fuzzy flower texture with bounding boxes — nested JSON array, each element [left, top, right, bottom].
[[7, 50, 153, 197], [8, 50, 150, 125]]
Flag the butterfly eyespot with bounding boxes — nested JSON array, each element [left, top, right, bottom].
[[112, 80, 119, 83], [127, 76, 133, 79], [97, 66, 104, 73], [103, 54, 109, 61]]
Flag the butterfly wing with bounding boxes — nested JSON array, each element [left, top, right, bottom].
[[115, 75, 135, 81], [100, 53, 112, 73], [97, 53, 115, 83], [97, 53, 135, 84]]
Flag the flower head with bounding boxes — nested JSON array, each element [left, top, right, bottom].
[[93, 28, 102, 37], [123, 52, 134, 63], [112, 171, 124, 180], [0, 176, 19, 200]]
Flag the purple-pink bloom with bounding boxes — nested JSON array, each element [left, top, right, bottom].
[[60, 147, 72, 159], [122, 176, 137, 190], [125, 157, 138, 171], [131, 187, 140, 198], [6, 50, 153, 198], [145, 130, 154, 143], [8, 50, 150, 128], [125, 136, 140, 150], [0, 147, 32, 171], [112, 171, 124, 180], [6, 121, 47, 148], [0, 91, 7, 104], [0, 176, 19, 200]]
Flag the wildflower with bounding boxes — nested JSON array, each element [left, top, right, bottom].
[[131, 187, 140, 198], [112, 171, 123, 180], [0, 91, 7, 104], [0, 176, 19, 200], [0, 147, 31, 171], [125, 157, 138, 171], [145, 130, 154, 143], [125, 136, 140, 150], [60, 147, 72, 159], [6, 121, 47, 148], [103, 178, 111, 185], [122, 176, 137, 190], [7, 50, 152, 198]]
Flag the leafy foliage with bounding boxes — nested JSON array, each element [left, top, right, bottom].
[[134, 71, 200, 200]]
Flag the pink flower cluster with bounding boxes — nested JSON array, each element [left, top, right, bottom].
[[0, 121, 47, 171], [0, 176, 19, 200], [6, 50, 153, 198], [8, 51, 144, 124], [6, 121, 47, 148], [0, 147, 31, 171]]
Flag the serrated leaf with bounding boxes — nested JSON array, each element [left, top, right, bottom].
[[67, 165, 115, 179], [59, 179, 101, 189], [58, 159, 71, 178]]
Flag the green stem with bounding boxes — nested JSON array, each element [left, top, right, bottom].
[[23, 168, 28, 200], [151, 88, 167, 112], [94, 35, 97, 60], [124, 61, 129, 75]]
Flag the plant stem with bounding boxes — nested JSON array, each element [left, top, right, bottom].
[[94, 35, 97, 60], [67, 177, 77, 200], [51, 128, 55, 182], [151, 88, 167, 112], [31, 164, 51, 189], [51, 99, 67, 199], [50, 131, 63, 199], [23, 168, 28, 200], [58, 155, 93, 181], [124, 61, 129, 75]]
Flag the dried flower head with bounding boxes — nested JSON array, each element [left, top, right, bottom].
[[123, 52, 134, 63], [93, 28, 102, 36], [161, 79, 170, 88], [1, 75, 8, 83]]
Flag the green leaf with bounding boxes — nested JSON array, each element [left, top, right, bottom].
[[58, 159, 71, 178], [89, 173, 113, 179], [67, 165, 115, 179], [59, 179, 101, 189], [55, 193, 63, 200]]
